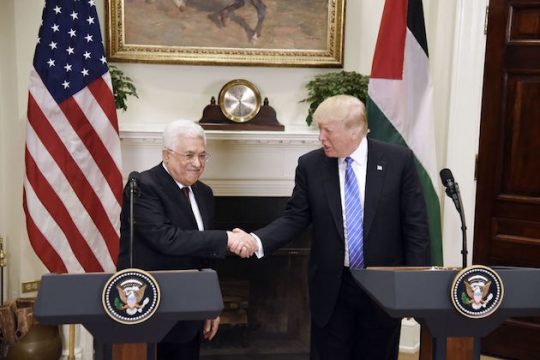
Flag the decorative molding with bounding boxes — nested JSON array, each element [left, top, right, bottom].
[[105, 0, 344, 67], [120, 124, 320, 196], [120, 124, 320, 144], [204, 180, 296, 197]]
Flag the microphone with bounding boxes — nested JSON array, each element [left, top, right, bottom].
[[127, 171, 140, 268], [439, 168, 468, 267], [440, 168, 461, 212], [128, 171, 140, 196]]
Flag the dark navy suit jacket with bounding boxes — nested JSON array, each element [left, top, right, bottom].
[[254, 138, 431, 327], [118, 163, 227, 342]]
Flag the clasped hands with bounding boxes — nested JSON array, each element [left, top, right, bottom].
[[227, 228, 257, 258]]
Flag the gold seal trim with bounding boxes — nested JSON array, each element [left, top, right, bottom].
[[450, 265, 504, 319], [102, 268, 161, 325]]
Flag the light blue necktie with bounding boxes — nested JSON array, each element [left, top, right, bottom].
[[344, 157, 364, 269]]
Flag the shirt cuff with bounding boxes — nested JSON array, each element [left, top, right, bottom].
[[250, 233, 264, 258]]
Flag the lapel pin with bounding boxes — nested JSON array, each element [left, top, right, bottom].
[[377, 165, 383, 171]]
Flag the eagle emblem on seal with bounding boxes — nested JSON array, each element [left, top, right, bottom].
[[451, 265, 504, 319], [115, 283, 150, 315], [463, 275, 494, 310], [103, 269, 160, 324]]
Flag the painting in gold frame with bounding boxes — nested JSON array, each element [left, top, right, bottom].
[[105, 0, 345, 67]]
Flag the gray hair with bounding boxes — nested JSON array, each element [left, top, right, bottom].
[[162, 120, 206, 149]]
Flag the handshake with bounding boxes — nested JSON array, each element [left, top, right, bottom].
[[226, 228, 258, 258]]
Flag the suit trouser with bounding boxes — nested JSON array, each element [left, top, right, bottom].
[[311, 268, 401, 360], [157, 333, 200, 360]]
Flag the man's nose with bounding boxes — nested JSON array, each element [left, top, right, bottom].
[[192, 157, 203, 167]]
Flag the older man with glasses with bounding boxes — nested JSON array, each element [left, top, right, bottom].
[[117, 119, 256, 360]]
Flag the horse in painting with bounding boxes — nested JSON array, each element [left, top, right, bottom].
[[158, 0, 267, 42]]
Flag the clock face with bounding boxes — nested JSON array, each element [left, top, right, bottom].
[[218, 79, 261, 123]]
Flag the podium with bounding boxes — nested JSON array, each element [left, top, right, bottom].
[[34, 269, 223, 359], [351, 266, 540, 360]]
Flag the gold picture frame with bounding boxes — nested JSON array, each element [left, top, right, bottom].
[[105, 0, 345, 67]]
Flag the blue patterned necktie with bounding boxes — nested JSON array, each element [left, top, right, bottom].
[[344, 157, 364, 269]]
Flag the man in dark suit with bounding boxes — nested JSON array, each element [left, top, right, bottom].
[[234, 95, 431, 359], [118, 120, 251, 359]]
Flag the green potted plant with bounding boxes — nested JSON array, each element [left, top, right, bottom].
[[300, 71, 369, 126], [109, 65, 138, 111]]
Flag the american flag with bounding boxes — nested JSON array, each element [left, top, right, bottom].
[[23, 0, 122, 273]]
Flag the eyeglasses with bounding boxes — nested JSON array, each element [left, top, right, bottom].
[[167, 148, 211, 163]]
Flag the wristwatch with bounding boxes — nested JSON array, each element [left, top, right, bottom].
[[218, 79, 261, 123]]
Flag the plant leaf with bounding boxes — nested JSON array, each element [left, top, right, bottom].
[[301, 71, 370, 126]]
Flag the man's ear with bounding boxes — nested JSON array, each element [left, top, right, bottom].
[[350, 125, 363, 139], [162, 149, 169, 163]]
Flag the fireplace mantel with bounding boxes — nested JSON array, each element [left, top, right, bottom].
[[120, 123, 320, 196]]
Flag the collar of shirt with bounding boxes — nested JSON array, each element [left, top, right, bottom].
[[162, 162, 190, 190], [337, 136, 368, 206], [338, 136, 367, 169], [162, 163, 204, 230], [338, 137, 367, 267]]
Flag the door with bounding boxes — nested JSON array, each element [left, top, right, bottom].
[[474, 0, 540, 359]]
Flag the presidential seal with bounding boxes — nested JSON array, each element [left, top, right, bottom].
[[102, 269, 160, 324], [451, 265, 504, 319]]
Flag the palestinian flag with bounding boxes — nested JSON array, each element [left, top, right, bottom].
[[367, 0, 442, 265]]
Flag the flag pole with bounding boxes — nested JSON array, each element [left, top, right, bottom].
[[68, 324, 76, 360]]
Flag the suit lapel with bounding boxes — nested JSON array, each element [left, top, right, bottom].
[[322, 156, 345, 240], [154, 164, 198, 229], [363, 140, 386, 240]]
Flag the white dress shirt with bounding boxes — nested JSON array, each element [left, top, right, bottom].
[[162, 163, 204, 231], [252, 138, 368, 261], [339, 138, 367, 267]]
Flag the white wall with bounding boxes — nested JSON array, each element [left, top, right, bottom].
[[0, 0, 11, 249], [103, 0, 387, 130], [442, 0, 488, 267], [0, 0, 12, 299], [1, 0, 49, 302], [0, 0, 490, 357], [1, 0, 487, 304]]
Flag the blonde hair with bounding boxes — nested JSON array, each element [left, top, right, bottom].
[[313, 95, 367, 133]]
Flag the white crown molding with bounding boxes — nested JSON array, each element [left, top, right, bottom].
[[120, 124, 321, 196], [120, 123, 320, 145]]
